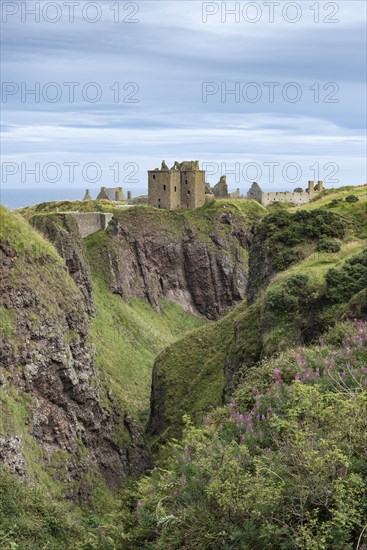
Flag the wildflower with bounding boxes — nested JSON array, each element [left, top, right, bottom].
[[273, 368, 282, 383], [204, 415, 212, 426], [295, 352, 303, 366], [246, 413, 253, 433], [183, 445, 191, 462]]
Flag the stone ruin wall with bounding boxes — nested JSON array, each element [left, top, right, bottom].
[[261, 191, 311, 207], [70, 212, 113, 238]]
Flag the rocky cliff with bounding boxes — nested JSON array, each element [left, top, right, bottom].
[[30, 213, 95, 315], [0, 207, 150, 497], [89, 202, 264, 320]]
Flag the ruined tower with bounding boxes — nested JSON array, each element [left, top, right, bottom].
[[83, 189, 92, 201], [307, 180, 315, 195]]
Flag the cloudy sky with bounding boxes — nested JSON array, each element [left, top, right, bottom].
[[1, 0, 366, 195]]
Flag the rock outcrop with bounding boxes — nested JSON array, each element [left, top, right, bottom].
[[95, 204, 258, 320], [30, 214, 95, 315], [0, 208, 150, 496]]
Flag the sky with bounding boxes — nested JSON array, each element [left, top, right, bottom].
[[1, 0, 366, 197]]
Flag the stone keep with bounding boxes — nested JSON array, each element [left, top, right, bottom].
[[148, 160, 205, 210]]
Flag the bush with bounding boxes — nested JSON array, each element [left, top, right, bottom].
[[316, 236, 341, 253], [265, 285, 298, 312], [325, 249, 367, 303], [327, 198, 344, 208], [272, 247, 301, 270], [345, 194, 359, 203]]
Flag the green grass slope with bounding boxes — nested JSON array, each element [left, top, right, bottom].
[[90, 278, 204, 422]]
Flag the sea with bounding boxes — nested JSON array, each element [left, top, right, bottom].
[[1, 187, 147, 210]]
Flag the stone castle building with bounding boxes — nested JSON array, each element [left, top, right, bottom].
[[83, 187, 127, 201], [247, 180, 324, 206], [148, 161, 205, 210]]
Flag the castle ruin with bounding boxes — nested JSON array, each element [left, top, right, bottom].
[[247, 180, 324, 206], [148, 161, 205, 210], [83, 187, 127, 201]]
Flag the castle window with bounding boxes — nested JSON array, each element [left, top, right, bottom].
[[158, 205, 161, 208], [158, 198, 160, 202], [174, 186, 177, 192], [185, 179, 188, 184], [188, 190, 191, 195], [163, 185, 166, 191], [153, 175, 156, 180]]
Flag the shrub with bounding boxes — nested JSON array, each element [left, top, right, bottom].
[[345, 194, 359, 203], [272, 247, 301, 270], [316, 236, 341, 253], [327, 198, 344, 208], [325, 249, 367, 303], [265, 285, 298, 312]]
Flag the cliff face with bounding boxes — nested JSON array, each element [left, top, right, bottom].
[[92, 203, 261, 320], [30, 214, 95, 315], [0, 208, 150, 496]]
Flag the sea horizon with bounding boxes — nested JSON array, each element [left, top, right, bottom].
[[0, 187, 148, 210]]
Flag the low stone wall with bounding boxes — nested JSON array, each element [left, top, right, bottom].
[[70, 212, 114, 238], [262, 191, 310, 206]]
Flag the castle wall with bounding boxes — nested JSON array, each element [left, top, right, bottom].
[[70, 212, 113, 238], [261, 191, 310, 206], [180, 170, 205, 209], [148, 170, 181, 210], [170, 171, 181, 209]]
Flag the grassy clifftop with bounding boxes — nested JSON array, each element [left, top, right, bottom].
[[18, 199, 127, 220]]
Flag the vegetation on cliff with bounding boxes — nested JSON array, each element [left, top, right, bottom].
[[148, 239, 366, 442], [122, 321, 367, 549]]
